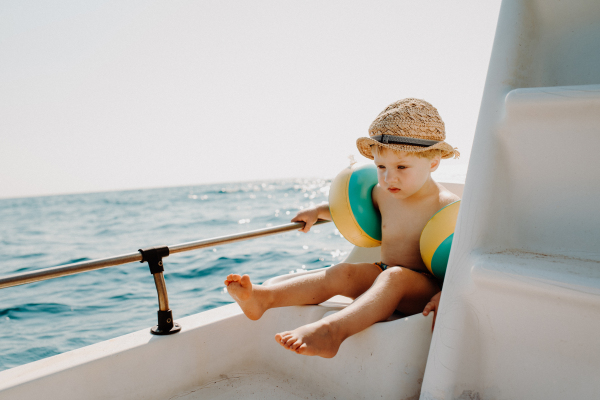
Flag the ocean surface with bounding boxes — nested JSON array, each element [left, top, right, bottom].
[[0, 179, 353, 371]]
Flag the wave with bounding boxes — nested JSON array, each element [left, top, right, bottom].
[[12, 252, 46, 260], [0, 303, 73, 318], [62, 257, 91, 265]]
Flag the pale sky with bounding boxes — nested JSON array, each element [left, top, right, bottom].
[[0, 1, 502, 199]]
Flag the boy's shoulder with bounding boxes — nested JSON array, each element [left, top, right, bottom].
[[434, 182, 461, 207]]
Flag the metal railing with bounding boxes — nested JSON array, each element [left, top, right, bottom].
[[0, 219, 330, 334]]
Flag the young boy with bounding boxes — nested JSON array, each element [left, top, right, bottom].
[[225, 98, 459, 358]]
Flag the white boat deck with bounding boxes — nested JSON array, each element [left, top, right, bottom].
[[172, 372, 336, 400]]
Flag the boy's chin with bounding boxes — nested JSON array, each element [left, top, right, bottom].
[[387, 188, 408, 198], [388, 187, 421, 199]]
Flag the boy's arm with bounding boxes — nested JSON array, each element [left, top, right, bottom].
[[291, 203, 331, 233], [371, 184, 381, 211]]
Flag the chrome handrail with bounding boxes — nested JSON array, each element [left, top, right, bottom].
[[0, 219, 331, 335], [0, 220, 330, 290]]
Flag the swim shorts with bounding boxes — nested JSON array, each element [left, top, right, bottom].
[[374, 261, 392, 271], [373, 262, 442, 287]]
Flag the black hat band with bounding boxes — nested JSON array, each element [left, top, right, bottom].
[[371, 135, 439, 147]]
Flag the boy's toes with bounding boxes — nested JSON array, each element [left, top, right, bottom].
[[295, 343, 308, 354], [240, 274, 251, 287], [281, 336, 294, 347], [279, 334, 297, 348], [282, 337, 296, 349], [275, 333, 287, 345], [275, 331, 290, 342], [225, 274, 243, 285], [290, 339, 303, 351], [287, 337, 302, 350]]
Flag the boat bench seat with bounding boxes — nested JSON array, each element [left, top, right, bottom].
[[434, 250, 600, 397]]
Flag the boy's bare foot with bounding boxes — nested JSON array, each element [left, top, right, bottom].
[[274, 319, 343, 358], [224, 274, 267, 321]]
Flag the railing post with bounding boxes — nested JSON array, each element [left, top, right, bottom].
[[139, 246, 181, 335]]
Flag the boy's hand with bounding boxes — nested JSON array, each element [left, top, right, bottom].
[[291, 207, 320, 233], [422, 291, 441, 331]]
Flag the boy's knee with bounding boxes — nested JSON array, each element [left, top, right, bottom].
[[382, 266, 408, 283]]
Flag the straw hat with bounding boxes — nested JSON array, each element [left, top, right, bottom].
[[356, 98, 459, 160]]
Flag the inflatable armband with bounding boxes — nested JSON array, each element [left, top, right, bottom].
[[328, 163, 382, 247], [420, 200, 460, 279]]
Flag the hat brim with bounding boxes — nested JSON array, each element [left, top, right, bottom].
[[356, 136, 459, 160]]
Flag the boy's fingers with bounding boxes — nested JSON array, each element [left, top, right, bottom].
[[423, 302, 433, 315], [301, 220, 314, 233], [291, 216, 308, 231]]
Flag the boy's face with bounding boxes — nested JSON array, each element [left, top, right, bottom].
[[373, 148, 440, 199]]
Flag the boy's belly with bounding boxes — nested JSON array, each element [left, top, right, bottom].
[[380, 243, 428, 272]]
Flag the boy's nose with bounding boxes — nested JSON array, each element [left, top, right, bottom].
[[385, 171, 398, 183]]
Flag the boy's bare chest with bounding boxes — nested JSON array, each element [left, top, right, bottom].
[[377, 196, 441, 268], [379, 201, 433, 241]]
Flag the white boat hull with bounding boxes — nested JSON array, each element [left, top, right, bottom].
[[0, 299, 433, 399]]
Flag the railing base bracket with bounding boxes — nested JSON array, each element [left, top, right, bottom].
[[150, 309, 181, 335], [151, 322, 181, 335]]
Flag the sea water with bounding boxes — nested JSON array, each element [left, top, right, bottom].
[[0, 179, 352, 371]]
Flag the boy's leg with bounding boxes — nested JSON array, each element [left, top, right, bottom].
[[225, 262, 381, 320], [275, 266, 440, 358]]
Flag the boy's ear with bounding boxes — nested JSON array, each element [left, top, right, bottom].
[[430, 156, 441, 172]]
